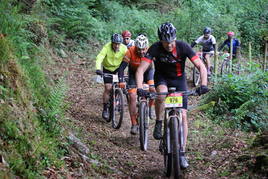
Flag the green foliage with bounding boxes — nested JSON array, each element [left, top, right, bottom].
[[0, 1, 68, 177], [43, 0, 267, 57], [203, 64, 268, 131], [40, 78, 68, 135]]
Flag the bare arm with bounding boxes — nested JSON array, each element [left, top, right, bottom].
[[136, 60, 151, 89], [191, 58, 207, 86]]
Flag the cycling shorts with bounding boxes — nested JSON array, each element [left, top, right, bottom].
[[128, 67, 154, 93], [103, 67, 119, 84], [154, 73, 188, 109]]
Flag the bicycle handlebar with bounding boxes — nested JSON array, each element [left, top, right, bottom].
[[145, 90, 198, 99]]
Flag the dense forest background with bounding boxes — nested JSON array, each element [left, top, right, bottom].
[[0, 0, 267, 178]]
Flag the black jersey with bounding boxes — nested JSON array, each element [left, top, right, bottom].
[[142, 40, 198, 78]]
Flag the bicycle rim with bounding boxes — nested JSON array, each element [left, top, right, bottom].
[[192, 67, 200, 87], [170, 117, 181, 179], [111, 89, 124, 129], [139, 101, 149, 151]]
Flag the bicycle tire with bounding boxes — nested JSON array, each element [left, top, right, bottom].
[[192, 67, 200, 87], [163, 123, 172, 177], [221, 60, 230, 75], [111, 89, 124, 129], [139, 101, 149, 151], [170, 117, 181, 179]]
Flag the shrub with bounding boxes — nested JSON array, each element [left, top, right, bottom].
[[203, 63, 268, 131]]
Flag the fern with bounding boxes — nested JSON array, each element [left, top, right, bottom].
[[41, 78, 68, 134]]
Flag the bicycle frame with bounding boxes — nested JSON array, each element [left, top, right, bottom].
[[159, 89, 197, 178]]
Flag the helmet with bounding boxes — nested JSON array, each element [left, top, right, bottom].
[[227, 31, 235, 36], [158, 22, 177, 42], [203, 27, 212, 34], [122, 30, 132, 38], [135, 34, 149, 49], [111, 33, 123, 43]]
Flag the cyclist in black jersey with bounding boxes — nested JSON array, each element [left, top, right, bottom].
[[136, 22, 209, 169]]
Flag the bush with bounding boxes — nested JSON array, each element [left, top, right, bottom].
[[203, 64, 268, 131]]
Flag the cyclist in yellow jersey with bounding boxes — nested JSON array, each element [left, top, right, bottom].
[[95, 33, 128, 121]]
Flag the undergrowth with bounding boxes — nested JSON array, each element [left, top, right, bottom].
[[203, 63, 268, 131], [0, 0, 68, 178]]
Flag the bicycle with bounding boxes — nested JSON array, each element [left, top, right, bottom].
[[137, 84, 155, 151], [192, 52, 214, 87], [156, 88, 197, 178], [103, 73, 125, 129], [220, 52, 241, 75], [220, 52, 231, 75]]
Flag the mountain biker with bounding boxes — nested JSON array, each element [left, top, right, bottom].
[[191, 27, 216, 76], [95, 33, 128, 121], [136, 22, 209, 169], [218, 31, 240, 59], [122, 30, 135, 48], [118, 34, 155, 135]]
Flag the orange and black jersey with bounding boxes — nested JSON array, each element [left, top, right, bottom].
[[142, 40, 198, 78]]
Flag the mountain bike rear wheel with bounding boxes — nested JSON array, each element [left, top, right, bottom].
[[111, 89, 124, 129], [139, 101, 149, 151]]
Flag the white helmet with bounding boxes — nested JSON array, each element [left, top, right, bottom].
[[135, 34, 149, 49]]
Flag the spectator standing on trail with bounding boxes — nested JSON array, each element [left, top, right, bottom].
[[191, 27, 216, 76], [95, 33, 128, 121], [122, 30, 135, 48], [118, 34, 156, 135], [218, 31, 240, 59]]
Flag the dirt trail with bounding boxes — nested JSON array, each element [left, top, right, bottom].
[[54, 52, 254, 178]]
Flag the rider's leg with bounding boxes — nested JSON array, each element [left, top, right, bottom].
[[153, 84, 168, 139], [128, 89, 139, 135], [102, 83, 112, 120], [128, 89, 138, 126], [103, 84, 112, 103]]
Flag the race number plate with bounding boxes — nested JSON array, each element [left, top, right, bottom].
[[112, 75, 119, 83], [165, 94, 183, 108]]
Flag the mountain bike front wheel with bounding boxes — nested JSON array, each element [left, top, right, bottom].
[[170, 117, 181, 179], [111, 89, 124, 129], [163, 128, 172, 177]]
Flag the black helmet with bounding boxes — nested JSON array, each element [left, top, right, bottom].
[[111, 33, 123, 43], [158, 22, 177, 42], [203, 27, 212, 35]]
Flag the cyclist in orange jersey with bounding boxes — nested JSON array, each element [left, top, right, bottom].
[[118, 34, 155, 135]]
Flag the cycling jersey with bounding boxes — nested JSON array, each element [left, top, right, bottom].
[[141, 40, 198, 109], [142, 41, 198, 78], [95, 42, 128, 72], [218, 38, 240, 55], [124, 46, 152, 71], [195, 35, 216, 52]]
